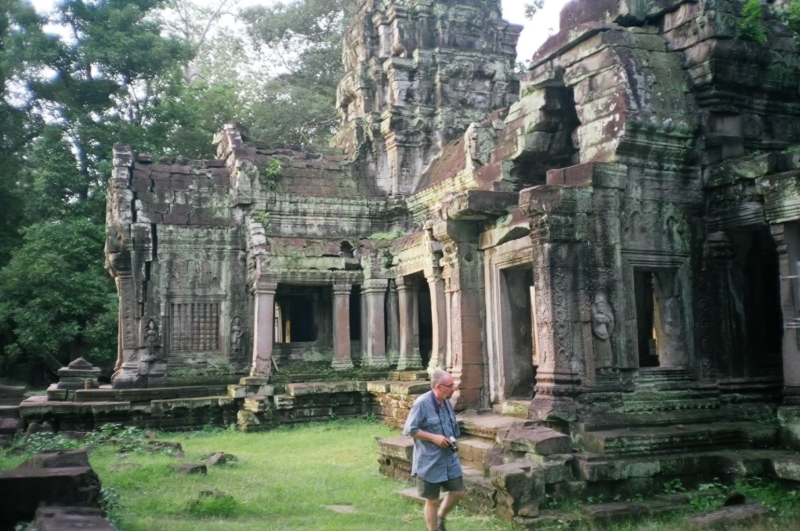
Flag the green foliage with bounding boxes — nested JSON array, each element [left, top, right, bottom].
[[739, 0, 767, 44], [260, 158, 281, 190], [778, 0, 800, 34], [0, 219, 117, 366], [369, 229, 407, 240], [186, 492, 244, 518], [241, 0, 355, 144], [662, 478, 686, 494], [99, 486, 122, 523], [525, 1, 545, 19], [252, 211, 271, 229]]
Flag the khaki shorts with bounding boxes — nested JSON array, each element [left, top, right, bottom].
[[416, 475, 466, 499]]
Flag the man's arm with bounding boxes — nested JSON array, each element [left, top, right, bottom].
[[411, 429, 451, 448]]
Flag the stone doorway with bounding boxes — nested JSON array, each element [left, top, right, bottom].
[[634, 269, 688, 369], [499, 265, 536, 400], [273, 285, 332, 363], [408, 273, 433, 369]]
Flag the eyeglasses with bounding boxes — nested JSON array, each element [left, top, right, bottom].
[[438, 383, 455, 388]]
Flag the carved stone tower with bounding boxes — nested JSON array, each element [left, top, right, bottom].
[[334, 0, 522, 195]]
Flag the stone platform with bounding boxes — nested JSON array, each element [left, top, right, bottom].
[[378, 411, 800, 528]]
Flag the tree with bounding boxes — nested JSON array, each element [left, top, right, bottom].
[[241, 0, 356, 144], [0, 0, 196, 375], [525, 1, 545, 19], [0, 219, 117, 367]]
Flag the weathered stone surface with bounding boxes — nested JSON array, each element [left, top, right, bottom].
[[174, 463, 207, 475], [685, 502, 771, 528], [17, 449, 90, 469], [29, 507, 114, 531], [501, 427, 572, 456], [773, 454, 800, 482], [207, 452, 235, 466], [0, 467, 101, 528]]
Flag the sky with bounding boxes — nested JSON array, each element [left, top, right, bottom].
[[28, 0, 572, 65]]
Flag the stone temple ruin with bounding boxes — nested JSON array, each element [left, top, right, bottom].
[[11, 0, 800, 525]]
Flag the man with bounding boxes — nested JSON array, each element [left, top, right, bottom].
[[403, 370, 466, 531]]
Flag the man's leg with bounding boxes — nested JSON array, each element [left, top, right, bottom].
[[437, 490, 465, 521], [424, 498, 441, 531]]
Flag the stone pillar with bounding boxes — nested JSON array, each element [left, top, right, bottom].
[[363, 279, 390, 368], [434, 221, 484, 410], [251, 281, 278, 376], [426, 272, 447, 374], [386, 281, 401, 365], [397, 276, 423, 370], [528, 238, 586, 423], [111, 273, 140, 388], [360, 287, 368, 361], [772, 224, 800, 405], [331, 283, 354, 371]]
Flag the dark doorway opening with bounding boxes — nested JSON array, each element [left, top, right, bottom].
[[275, 285, 329, 343], [500, 265, 536, 399], [350, 285, 361, 341], [635, 271, 659, 368], [417, 275, 433, 368], [744, 228, 783, 375]]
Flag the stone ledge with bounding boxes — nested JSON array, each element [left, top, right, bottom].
[[286, 381, 367, 396]]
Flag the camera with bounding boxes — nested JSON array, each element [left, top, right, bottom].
[[448, 436, 458, 453]]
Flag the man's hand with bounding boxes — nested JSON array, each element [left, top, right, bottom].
[[411, 430, 452, 448], [431, 434, 451, 448]]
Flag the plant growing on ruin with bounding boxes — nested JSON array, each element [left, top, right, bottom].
[[777, 0, 800, 35], [739, 0, 768, 44], [260, 158, 282, 190], [253, 211, 271, 229]]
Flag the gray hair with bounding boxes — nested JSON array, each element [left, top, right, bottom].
[[431, 370, 451, 389]]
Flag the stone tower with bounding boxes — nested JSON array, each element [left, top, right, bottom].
[[334, 0, 522, 195]]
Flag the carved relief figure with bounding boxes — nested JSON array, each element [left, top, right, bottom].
[[231, 316, 244, 356], [144, 319, 159, 359], [591, 290, 615, 369]]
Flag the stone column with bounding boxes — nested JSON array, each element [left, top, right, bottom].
[[386, 281, 401, 365], [363, 279, 390, 368], [772, 224, 800, 405], [396, 276, 423, 370], [434, 221, 484, 410], [251, 281, 278, 376], [331, 283, 354, 370], [426, 272, 447, 374]]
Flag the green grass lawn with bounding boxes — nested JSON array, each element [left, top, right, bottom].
[[2, 420, 514, 531], [1, 419, 798, 531]]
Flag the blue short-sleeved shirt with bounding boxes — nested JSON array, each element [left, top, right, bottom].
[[402, 390, 463, 483]]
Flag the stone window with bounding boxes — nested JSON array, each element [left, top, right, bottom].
[[169, 302, 220, 352]]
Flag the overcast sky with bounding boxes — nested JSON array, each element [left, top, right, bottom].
[[28, 0, 571, 64]]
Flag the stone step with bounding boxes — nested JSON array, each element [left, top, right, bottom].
[[228, 382, 273, 399], [0, 405, 20, 418], [389, 371, 429, 382], [575, 421, 778, 455], [458, 436, 495, 468], [71, 385, 231, 404], [499, 400, 530, 419], [149, 396, 234, 414], [458, 411, 529, 441], [573, 448, 789, 483]]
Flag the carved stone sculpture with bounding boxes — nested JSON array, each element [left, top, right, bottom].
[[591, 290, 615, 370], [230, 316, 244, 357]]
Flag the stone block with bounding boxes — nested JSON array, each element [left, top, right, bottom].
[[0, 467, 101, 528], [684, 502, 771, 528], [174, 463, 207, 475], [227, 385, 246, 399], [0, 417, 20, 435], [772, 454, 800, 482], [377, 436, 414, 462], [490, 461, 545, 522], [30, 507, 114, 531], [17, 449, 90, 469], [502, 426, 572, 456]]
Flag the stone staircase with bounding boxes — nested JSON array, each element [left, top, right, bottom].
[[378, 409, 800, 529], [0, 386, 25, 444]]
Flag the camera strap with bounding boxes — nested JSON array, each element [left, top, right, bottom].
[[430, 391, 455, 437]]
